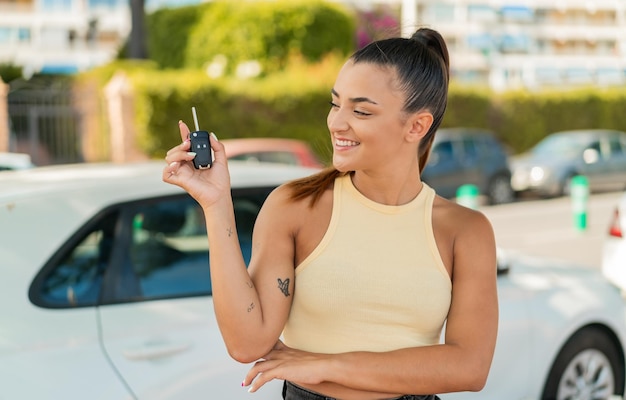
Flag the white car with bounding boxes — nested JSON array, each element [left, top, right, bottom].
[[603, 192, 626, 291], [0, 151, 35, 171], [1, 162, 625, 400]]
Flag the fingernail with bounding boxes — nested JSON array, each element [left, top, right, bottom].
[[178, 120, 183, 125], [211, 132, 218, 141], [169, 161, 178, 168], [247, 387, 253, 393], [187, 152, 196, 157], [241, 381, 245, 387]]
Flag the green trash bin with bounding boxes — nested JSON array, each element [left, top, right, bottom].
[[570, 175, 589, 231], [456, 184, 480, 210]]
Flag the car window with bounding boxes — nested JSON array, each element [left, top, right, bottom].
[[35, 212, 118, 307], [129, 198, 211, 299], [462, 137, 478, 160], [31, 190, 271, 308], [533, 134, 589, 157], [607, 137, 624, 158]]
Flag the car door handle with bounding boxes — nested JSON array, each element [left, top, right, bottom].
[[122, 340, 192, 361]]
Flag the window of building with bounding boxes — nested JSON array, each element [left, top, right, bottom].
[[596, 68, 624, 86], [41, 0, 72, 11], [468, 4, 498, 22], [88, 0, 121, 10], [565, 68, 593, 84], [499, 34, 531, 53], [17, 27, 30, 42], [500, 5, 533, 23], [0, 27, 10, 44], [421, 3, 455, 22], [467, 33, 494, 53], [535, 67, 562, 85], [0, 26, 30, 44]]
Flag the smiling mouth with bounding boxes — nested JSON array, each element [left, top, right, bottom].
[[335, 139, 360, 147]]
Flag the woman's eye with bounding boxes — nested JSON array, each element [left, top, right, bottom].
[[329, 101, 339, 108], [354, 109, 371, 116]]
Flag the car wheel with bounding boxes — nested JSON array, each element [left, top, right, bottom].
[[541, 327, 625, 400], [559, 172, 578, 197], [487, 174, 514, 205]]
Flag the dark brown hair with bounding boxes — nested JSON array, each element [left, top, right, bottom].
[[287, 28, 450, 207]]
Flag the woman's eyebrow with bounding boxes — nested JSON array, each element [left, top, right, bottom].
[[331, 89, 379, 105]]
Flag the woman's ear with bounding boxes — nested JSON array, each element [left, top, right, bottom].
[[406, 112, 434, 143]]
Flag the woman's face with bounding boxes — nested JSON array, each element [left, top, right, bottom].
[[327, 61, 414, 173]]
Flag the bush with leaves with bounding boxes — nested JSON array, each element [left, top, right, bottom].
[[184, 0, 355, 75], [0, 63, 23, 83], [146, 3, 213, 69]]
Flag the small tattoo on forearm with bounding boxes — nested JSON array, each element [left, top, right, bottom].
[[247, 302, 255, 312], [277, 278, 290, 297], [226, 227, 233, 237]]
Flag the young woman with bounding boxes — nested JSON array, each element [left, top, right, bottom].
[[163, 27, 498, 400]]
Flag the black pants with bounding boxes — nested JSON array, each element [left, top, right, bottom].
[[282, 381, 441, 400]]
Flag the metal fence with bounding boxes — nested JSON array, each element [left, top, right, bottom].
[[8, 77, 83, 166]]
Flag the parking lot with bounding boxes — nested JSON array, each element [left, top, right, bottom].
[[482, 190, 622, 270]]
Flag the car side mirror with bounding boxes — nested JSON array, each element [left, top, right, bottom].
[[583, 148, 599, 164]]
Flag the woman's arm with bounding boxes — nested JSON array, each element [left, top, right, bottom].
[[209, 185, 300, 363], [163, 121, 297, 363]]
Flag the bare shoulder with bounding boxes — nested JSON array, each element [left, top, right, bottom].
[[431, 195, 496, 277], [432, 195, 494, 236], [258, 181, 332, 230], [256, 184, 306, 233], [258, 181, 334, 266]]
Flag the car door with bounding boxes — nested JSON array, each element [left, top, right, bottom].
[[94, 190, 282, 399], [24, 210, 149, 399], [459, 136, 484, 187], [602, 134, 626, 190], [441, 262, 534, 400]]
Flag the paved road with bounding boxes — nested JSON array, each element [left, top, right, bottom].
[[480, 190, 622, 270]]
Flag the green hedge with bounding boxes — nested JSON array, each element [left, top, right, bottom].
[[145, 0, 355, 75], [80, 60, 626, 163], [146, 3, 212, 69], [127, 57, 340, 162]]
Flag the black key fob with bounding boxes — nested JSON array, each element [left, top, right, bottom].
[[189, 130, 212, 169]]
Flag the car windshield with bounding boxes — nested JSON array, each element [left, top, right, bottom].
[[532, 134, 590, 157]]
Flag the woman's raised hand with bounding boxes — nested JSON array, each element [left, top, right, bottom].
[[163, 120, 232, 208]]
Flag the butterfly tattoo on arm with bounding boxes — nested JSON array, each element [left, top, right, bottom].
[[277, 278, 290, 297]]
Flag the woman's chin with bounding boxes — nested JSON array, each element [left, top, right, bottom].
[[332, 159, 352, 173]]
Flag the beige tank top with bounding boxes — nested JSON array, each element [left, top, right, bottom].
[[282, 174, 452, 353]]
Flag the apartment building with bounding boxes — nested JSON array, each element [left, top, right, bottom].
[[413, 0, 626, 90], [1, 0, 626, 90], [0, 0, 130, 76]]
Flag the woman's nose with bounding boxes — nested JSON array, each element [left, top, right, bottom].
[[327, 108, 349, 133]]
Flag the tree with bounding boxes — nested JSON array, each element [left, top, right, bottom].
[[129, 0, 148, 59]]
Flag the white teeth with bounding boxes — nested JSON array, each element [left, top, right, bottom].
[[336, 139, 359, 147]]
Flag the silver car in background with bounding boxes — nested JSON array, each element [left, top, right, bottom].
[[511, 129, 626, 197]]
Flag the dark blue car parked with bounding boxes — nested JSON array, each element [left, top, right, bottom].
[[422, 128, 514, 205]]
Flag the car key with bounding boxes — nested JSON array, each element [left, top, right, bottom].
[[189, 107, 213, 169]]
